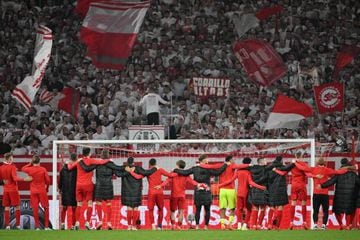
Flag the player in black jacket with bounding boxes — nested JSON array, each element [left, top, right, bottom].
[[58, 153, 77, 230]]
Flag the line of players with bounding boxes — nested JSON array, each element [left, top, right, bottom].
[[1, 149, 359, 230]]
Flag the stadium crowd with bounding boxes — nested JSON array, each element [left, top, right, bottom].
[[0, 0, 359, 155]]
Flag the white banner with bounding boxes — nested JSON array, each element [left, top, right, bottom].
[[12, 25, 53, 111]]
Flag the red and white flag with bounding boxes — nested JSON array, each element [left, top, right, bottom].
[[332, 45, 360, 81], [40, 87, 81, 120], [12, 25, 53, 111], [80, 0, 150, 70], [233, 39, 287, 87], [314, 82, 344, 114], [233, 5, 283, 38], [264, 94, 313, 129]]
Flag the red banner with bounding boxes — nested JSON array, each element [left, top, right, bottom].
[[190, 77, 230, 98], [233, 39, 287, 87], [314, 82, 344, 114]]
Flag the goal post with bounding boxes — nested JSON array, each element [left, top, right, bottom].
[[51, 138, 316, 230]]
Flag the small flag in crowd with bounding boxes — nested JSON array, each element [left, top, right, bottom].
[[332, 45, 360, 81], [233, 39, 287, 87], [80, 0, 150, 70], [264, 94, 313, 129], [314, 82, 344, 114], [233, 5, 283, 38], [12, 25, 53, 111], [39, 87, 81, 120]]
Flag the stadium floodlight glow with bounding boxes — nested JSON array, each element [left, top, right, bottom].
[[52, 138, 316, 230]]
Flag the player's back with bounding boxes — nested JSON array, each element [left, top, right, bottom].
[[147, 168, 163, 194], [236, 170, 251, 197], [170, 174, 190, 198], [219, 165, 235, 189], [291, 162, 307, 187], [76, 157, 95, 186], [23, 165, 49, 193], [0, 163, 19, 191]]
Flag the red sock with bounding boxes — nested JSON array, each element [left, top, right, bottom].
[[245, 209, 251, 226], [33, 205, 40, 228], [71, 207, 77, 226], [149, 209, 154, 225], [86, 206, 92, 222], [15, 209, 20, 226], [346, 214, 354, 227], [237, 209, 243, 225], [250, 209, 258, 227], [75, 206, 81, 223], [158, 208, 163, 227], [290, 205, 295, 222], [106, 205, 112, 223], [96, 204, 103, 222], [44, 207, 49, 228], [267, 209, 274, 226], [302, 205, 307, 223], [133, 210, 140, 226], [61, 207, 67, 223], [257, 210, 265, 226], [336, 213, 343, 226], [357, 208, 360, 227], [127, 209, 133, 226], [276, 210, 283, 228], [178, 221, 182, 226], [170, 219, 175, 225], [4, 210, 9, 226]]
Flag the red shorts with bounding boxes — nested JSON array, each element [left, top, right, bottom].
[[2, 191, 20, 207], [148, 193, 164, 210], [30, 192, 49, 208], [76, 184, 94, 202], [170, 197, 186, 212], [291, 187, 307, 201], [237, 196, 251, 211]]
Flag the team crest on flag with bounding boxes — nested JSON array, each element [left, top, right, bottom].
[[314, 82, 344, 114]]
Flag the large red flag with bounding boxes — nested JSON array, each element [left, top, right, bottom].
[[40, 87, 81, 120], [265, 94, 313, 129], [314, 82, 344, 114], [80, 1, 150, 70], [332, 45, 360, 81], [233, 39, 287, 87]]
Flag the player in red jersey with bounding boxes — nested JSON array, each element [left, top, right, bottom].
[[294, 158, 349, 230], [218, 157, 266, 230], [142, 158, 173, 230], [0, 152, 32, 229], [201, 155, 250, 229], [21, 155, 51, 230], [156, 160, 199, 230], [67, 147, 110, 230]]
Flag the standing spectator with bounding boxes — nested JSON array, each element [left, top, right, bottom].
[[139, 86, 170, 125]]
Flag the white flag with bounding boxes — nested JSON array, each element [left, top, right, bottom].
[[12, 25, 53, 111], [233, 13, 259, 38]]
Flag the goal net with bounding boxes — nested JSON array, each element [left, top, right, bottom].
[[51, 139, 316, 230]]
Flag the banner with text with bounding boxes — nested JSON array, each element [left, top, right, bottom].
[[190, 77, 230, 98]]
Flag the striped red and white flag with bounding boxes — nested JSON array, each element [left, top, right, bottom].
[[12, 25, 53, 111], [264, 94, 313, 129], [39, 89, 55, 103], [80, 0, 150, 70]]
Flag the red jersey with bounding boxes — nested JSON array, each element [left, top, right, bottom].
[[68, 157, 109, 187], [291, 161, 307, 189], [219, 170, 266, 197], [161, 173, 198, 198], [218, 164, 249, 189], [21, 164, 50, 193], [0, 162, 24, 192], [147, 168, 172, 195], [295, 162, 347, 195]]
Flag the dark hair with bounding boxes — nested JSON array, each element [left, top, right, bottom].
[[83, 147, 91, 156], [275, 155, 283, 163], [4, 152, 13, 160], [176, 160, 186, 169], [70, 153, 77, 161], [340, 158, 349, 166], [101, 149, 109, 159], [225, 155, 233, 162], [32, 155, 40, 164], [243, 157, 251, 164], [198, 154, 208, 162], [127, 157, 134, 166], [149, 158, 157, 166]]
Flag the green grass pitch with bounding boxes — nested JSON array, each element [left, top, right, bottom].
[[0, 230, 359, 240]]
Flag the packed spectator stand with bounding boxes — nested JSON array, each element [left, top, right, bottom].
[[0, 0, 359, 155]]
